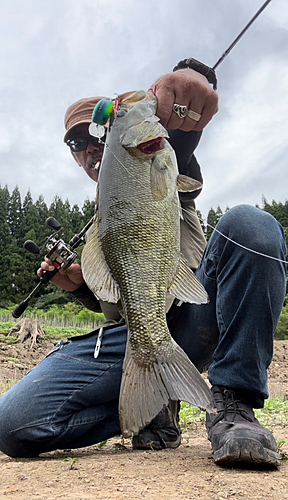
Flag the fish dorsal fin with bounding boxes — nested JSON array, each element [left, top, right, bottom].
[[169, 256, 208, 304], [176, 174, 202, 193], [119, 90, 147, 105], [81, 213, 120, 303]]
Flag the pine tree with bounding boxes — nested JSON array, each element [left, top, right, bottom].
[[71, 204, 83, 234], [82, 198, 96, 225], [0, 185, 12, 250], [196, 210, 206, 237], [215, 205, 223, 224], [206, 208, 217, 241], [8, 186, 22, 243], [19, 190, 41, 247], [48, 196, 74, 241], [35, 195, 50, 244]]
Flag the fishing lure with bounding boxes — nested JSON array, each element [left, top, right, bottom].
[[89, 97, 119, 138], [92, 98, 114, 125]]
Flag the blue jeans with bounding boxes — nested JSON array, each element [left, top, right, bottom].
[[0, 205, 286, 457]]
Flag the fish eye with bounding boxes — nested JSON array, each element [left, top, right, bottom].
[[117, 110, 126, 118]]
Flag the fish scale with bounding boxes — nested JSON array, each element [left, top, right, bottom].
[[81, 90, 216, 437]]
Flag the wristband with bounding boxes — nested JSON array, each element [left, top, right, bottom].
[[173, 58, 217, 90]]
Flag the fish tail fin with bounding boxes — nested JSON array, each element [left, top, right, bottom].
[[119, 342, 215, 437]]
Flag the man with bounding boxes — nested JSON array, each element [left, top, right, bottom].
[[0, 63, 286, 467]]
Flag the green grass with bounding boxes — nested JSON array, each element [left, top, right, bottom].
[[0, 322, 15, 334], [0, 335, 19, 344], [180, 402, 205, 429], [254, 397, 288, 427], [0, 325, 92, 343], [180, 397, 288, 429], [43, 325, 92, 340], [2, 357, 20, 363]]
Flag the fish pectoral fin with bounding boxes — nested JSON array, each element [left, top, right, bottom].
[[150, 156, 169, 200], [169, 256, 209, 304], [81, 215, 120, 303], [119, 341, 216, 438], [176, 174, 202, 193]]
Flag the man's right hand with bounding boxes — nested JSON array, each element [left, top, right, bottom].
[[37, 258, 84, 292]]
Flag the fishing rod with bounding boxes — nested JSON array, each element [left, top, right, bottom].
[[174, 0, 273, 90], [12, 2, 275, 319], [213, 0, 273, 70], [12, 216, 95, 318]]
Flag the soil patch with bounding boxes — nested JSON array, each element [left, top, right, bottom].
[[1, 339, 288, 499]]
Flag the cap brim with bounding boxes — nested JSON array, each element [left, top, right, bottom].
[[63, 120, 92, 143]]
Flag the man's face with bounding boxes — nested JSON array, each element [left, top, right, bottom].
[[66, 124, 105, 182]]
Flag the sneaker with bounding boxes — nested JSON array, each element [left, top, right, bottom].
[[132, 400, 181, 450], [206, 386, 280, 466]]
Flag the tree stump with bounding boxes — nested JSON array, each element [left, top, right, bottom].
[[9, 318, 45, 348]]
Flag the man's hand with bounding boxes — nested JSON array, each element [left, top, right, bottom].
[[37, 259, 84, 292], [149, 68, 218, 132]]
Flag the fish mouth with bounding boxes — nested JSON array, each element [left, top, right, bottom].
[[137, 137, 164, 154]]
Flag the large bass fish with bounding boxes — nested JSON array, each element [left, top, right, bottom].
[[81, 91, 215, 437]]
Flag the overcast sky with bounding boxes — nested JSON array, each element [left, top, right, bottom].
[[1, 0, 287, 220]]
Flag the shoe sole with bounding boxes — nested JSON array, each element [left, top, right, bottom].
[[133, 435, 181, 450], [213, 437, 280, 466]]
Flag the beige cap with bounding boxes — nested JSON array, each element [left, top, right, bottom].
[[63, 96, 106, 142]]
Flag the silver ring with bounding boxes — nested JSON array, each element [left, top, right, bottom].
[[173, 104, 188, 119], [173, 103, 201, 122], [187, 109, 201, 122]]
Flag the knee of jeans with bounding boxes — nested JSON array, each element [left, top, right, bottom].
[[0, 411, 54, 458], [217, 204, 286, 256]]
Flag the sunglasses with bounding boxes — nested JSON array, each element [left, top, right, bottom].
[[66, 133, 106, 153]]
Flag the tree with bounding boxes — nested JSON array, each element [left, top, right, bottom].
[[82, 198, 95, 225], [196, 210, 206, 237], [206, 208, 217, 241], [19, 190, 41, 247], [48, 196, 74, 241], [35, 195, 50, 245], [71, 204, 83, 234], [0, 185, 12, 250], [8, 186, 22, 242], [215, 205, 223, 223]]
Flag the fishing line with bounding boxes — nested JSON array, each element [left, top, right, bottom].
[[99, 138, 288, 265], [212, 0, 273, 69], [207, 222, 288, 264], [181, 206, 288, 265], [95, 136, 147, 185], [100, 140, 164, 193], [97, 112, 287, 266]]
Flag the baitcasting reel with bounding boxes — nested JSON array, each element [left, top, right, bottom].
[[24, 217, 78, 271], [12, 215, 94, 319]]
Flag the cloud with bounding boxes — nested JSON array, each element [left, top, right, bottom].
[[196, 51, 288, 216], [1, 0, 287, 220]]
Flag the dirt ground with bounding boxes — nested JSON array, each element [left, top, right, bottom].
[[0, 338, 288, 500]]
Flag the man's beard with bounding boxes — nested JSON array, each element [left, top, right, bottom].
[[87, 152, 102, 172]]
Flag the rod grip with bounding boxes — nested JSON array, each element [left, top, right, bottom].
[[12, 301, 29, 319]]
